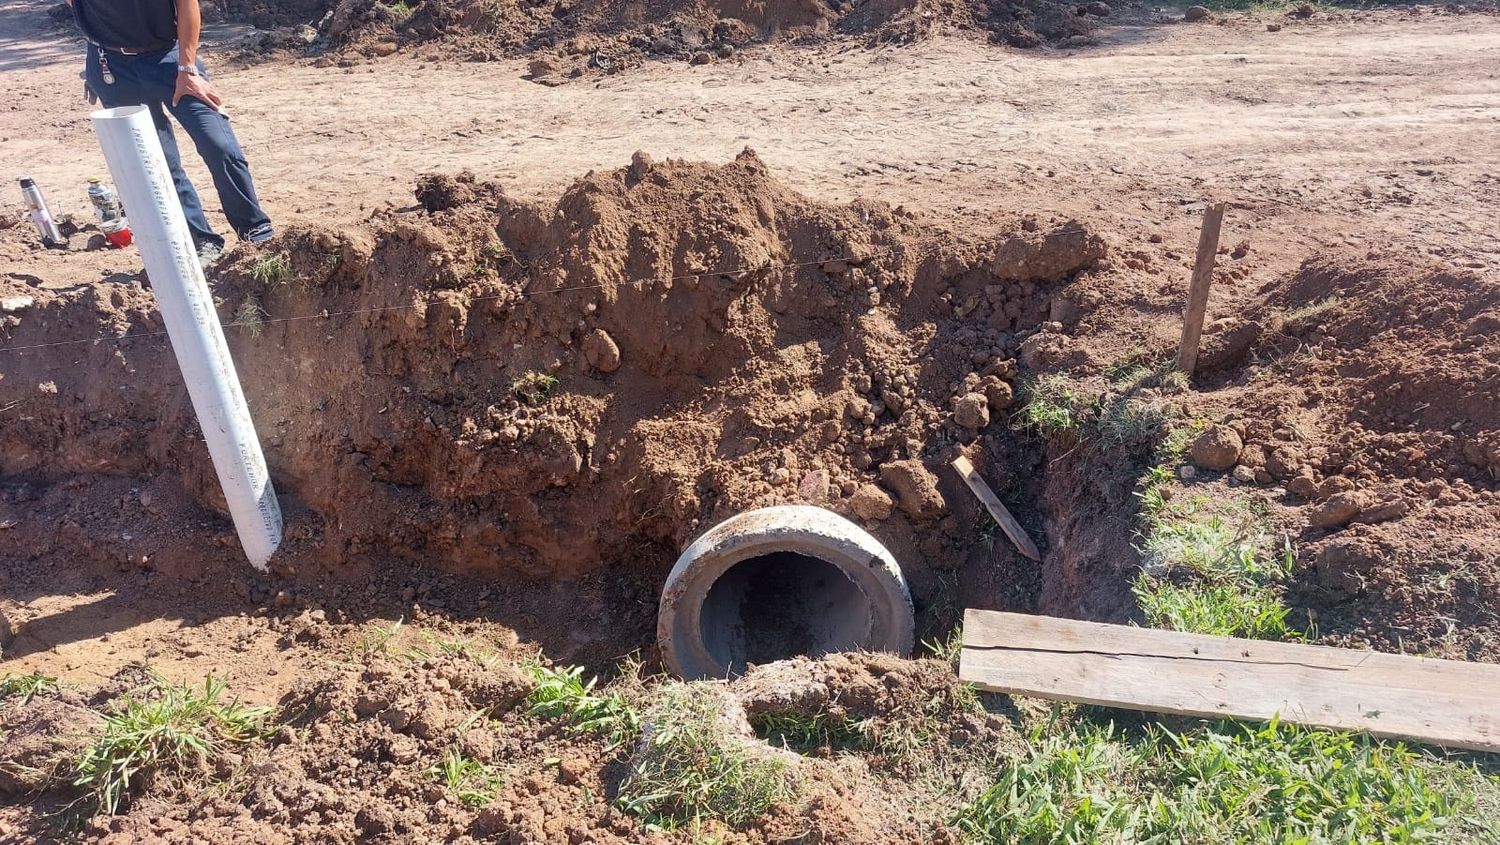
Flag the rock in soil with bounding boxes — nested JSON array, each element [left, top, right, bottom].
[[1190, 424, 1243, 471], [1307, 490, 1369, 529], [848, 484, 895, 521], [1184, 5, 1211, 21]]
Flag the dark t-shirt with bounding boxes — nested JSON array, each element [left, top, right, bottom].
[[73, 0, 179, 52]]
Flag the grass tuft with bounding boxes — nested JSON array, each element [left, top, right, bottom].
[[233, 297, 265, 338], [749, 710, 871, 754], [1015, 374, 1088, 439], [512, 371, 559, 406], [427, 746, 502, 808], [356, 617, 407, 656], [1, 672, 62, 704], [247, 252, 293, 285], [616, 683, 797, 829], [1132, 485, 1299, 641], [74, 674, 271, 815], [526, 664, 641, 749]]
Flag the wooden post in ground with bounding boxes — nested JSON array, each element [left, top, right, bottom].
[[1176, 202, 1228, 375]]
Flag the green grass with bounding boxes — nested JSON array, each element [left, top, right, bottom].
[[1015, 374, 1089, 439], [1017, 365, 1183, 451], [1134, 577, 1297, 640], [526, 664, 641, 749], [1, 672, 61, 704], [408, 630, 498, 666], [387, 0, 414, 17], [247, 252, 293, 285], [616, 683, 797, 829], [428, 746, 502, 808], [749, 710, 871, 754], [953, 714, 1496, 843], [74, 674, 271, 815], [1132, 483, 1299, 640], [922, 626, 965, 668], [512, 372, 559, 406]]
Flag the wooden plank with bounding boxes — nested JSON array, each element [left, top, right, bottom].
[[950, 455, 1041, 562], [1175, 201, 1227, 374], [960, 610, 1500, 752]]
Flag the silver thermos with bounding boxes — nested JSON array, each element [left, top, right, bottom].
[[20, 177, 67, 248]]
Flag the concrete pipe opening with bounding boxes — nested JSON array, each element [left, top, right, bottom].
[[658, 505, 915, 679]]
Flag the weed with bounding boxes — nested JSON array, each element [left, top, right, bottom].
[[386, 0, 415, 17], [616, 683, 797, 829], [973, 514, 1000, 551], [409, 630, 497, 666], [750, 710, 871, 754], [1280, 294, 1342, 325], [1, 672, 61, 704], [1133, 576, 1297, 640], [428, 746, 502, 808], [356, 617, 406, 656], [922, 626, 965, 668], [526, 664, 640, 749], [512, 371, 559, 406], [1095, 394, 1174, 451], [1107, 356, 1189, 396], [954, 714, 1490, 843], [1015, 374, 1087, 439], [74, 674, 271, 815], [233, 297, 265, 338], [953, 720, 1134, 842], [247, 252, 293, 285]]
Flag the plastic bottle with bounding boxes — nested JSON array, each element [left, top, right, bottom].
[[20, 177, 66, 248]]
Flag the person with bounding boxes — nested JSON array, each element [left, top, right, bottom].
[[68, 0, 273, 263]]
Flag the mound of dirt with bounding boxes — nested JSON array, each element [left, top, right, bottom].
[[0, 694, 102, 796], [4, 652, 985, 843], [1209, 256, 1500, 659], [0, 151, 1103, 646], [289, 0, 1093, 66]]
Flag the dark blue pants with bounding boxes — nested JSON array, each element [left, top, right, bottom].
[[85, 45, 272, 249]]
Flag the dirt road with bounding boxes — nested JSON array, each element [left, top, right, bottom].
[[3, 0, 1499, 283]]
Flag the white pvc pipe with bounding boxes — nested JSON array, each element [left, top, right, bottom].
[[91, 105, 282, 570]]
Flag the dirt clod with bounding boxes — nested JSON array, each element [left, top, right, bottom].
[[849, 484, 895, 521], [582, 328, 622, 373], [1190, 424, 1243, 471], [879, 460, 947, 520], [1308, 490, 1370, 529], [0, 697, 102, 795], [954, 393, 990, 429]]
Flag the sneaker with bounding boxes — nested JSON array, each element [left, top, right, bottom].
[[197, 241, 224, 270], [244, 222, 274, 243]]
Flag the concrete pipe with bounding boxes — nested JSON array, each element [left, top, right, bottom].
[[658, 505, 915, 679]]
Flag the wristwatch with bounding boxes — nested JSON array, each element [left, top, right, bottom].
[[176, 64, 200, 76]]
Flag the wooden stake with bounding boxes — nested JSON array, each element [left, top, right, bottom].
[[950, 456, 1041, 562], [1176, 201, 1227, 375]]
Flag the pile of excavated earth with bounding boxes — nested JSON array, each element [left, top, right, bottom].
[[210, 0, 1100, 67]]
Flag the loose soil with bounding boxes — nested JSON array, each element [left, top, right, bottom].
[[3, 0, 1499, 840]]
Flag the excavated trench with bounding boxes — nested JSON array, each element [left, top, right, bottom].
[[0, 152, 1122, 670]]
